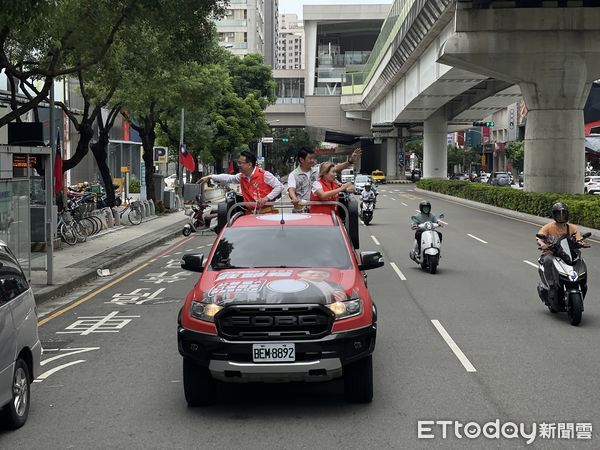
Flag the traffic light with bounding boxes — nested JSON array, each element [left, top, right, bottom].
[[473, 121, 494, 127], [281, 137, 289, 142]]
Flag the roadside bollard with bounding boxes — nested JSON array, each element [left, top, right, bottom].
[[93, 210, 108, 230], [103, 208, 114, 228], [148, 199, 156, 216], [142, 200, 150, 218], [112, 207, 121, 226]]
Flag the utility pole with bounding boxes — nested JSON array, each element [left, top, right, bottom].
[[46, 80, 55, 285], [177, 108, 184, 204]]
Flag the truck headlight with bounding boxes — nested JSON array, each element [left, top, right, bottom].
[[327, 298, 362, 320], [190, 301, 223, 322]]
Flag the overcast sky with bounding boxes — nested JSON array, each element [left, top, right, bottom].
[[278, 0, 392, 19]]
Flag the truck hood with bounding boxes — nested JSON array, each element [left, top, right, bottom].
[[196, 268, 357, 305]]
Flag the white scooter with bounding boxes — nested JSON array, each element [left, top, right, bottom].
[[409, 214, 444, 274]]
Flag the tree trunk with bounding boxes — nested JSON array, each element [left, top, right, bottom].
[[140, 120, 156, 202], [63, 121, 94, 172], [90, 135, 116, 208]]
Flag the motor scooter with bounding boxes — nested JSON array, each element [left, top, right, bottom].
[[409, 214, 444, 274], [360, 200, 374, 225], [536, 231, 591, 326], [183, 197, 217, 236]]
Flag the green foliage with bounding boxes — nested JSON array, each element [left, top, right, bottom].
[[416, 179, 600, 228], [505, 141, 525, 171], [223, 53, 276, 108], [405, 139, 423, 161], [269, 128, 319, 174], [129, 176, 140, 193]]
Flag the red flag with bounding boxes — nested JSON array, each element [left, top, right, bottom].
[[227, 160, 234, 174], [179, 144, 196, 172], [54, 131, 63, 194]]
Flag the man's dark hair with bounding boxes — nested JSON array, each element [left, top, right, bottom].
[[240, 150, 257, 168], [297, 147, 315, 164]]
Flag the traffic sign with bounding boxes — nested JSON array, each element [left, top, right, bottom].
[[262, 137, 274, 144]]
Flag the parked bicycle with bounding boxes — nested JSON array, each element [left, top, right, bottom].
[[119, 197, 143, 225]]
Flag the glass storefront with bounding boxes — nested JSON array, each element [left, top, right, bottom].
[[0, 180, 31, 277]]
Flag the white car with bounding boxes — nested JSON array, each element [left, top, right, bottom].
[[0, 241, 42, 429], [478, 172, 490, 183], [164, 174, 189, 189], [341, 168, 355, 183], [584, 176, 600, 194]]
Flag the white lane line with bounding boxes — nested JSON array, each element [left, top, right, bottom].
[[467, 234, 488, 244], [175, 252, 182, 255], [431, 320, 477, 373], [371, 235, 380, 246], [439, 220, 448, 225], [196, 246, 204, 249], [360, 220, 365, 226], [41, 347, 100, 366], [523, 260, 538, 268], [391, 197, 397, 201], [34, 360, 86, 383], [401, 202, 408, 206], [390, 262, 407, 281], [383, 194, 388, 197]]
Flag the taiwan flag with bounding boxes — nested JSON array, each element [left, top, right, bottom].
[[179, 144, 196, 172], [54, 131, 63, 194]]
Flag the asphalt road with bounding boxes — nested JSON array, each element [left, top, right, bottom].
[[1, 186, 599, 449]]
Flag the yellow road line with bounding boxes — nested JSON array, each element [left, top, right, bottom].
[[38, 236, 194, 326]]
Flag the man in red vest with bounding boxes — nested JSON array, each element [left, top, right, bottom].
[[198, 151, 283, 211]]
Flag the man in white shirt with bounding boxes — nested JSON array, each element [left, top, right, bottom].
[[287, 147, 361, 210], [360, 183, 376, 211], [197, 151, 282, 210]]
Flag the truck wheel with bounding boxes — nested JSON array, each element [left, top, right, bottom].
[[183, 358, 217, 406], [343, 355, 373, 403]]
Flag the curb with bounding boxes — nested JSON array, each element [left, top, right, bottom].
[[384, 179, 414, 185], [415, 188, 600, 241], [34, 219, 189, 306]]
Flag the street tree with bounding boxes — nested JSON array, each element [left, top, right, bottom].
[[117, 0, 226, 201], [505, 140, 525, 171], [224, 53, 276, 109], [270, 128, 319, 175], [0, 0, 136, 127]]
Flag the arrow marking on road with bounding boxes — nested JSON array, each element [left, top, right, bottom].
[[467, 234, 488, 244], [34, 360, 86, 383], [371, 236, 380, 246], [431, 320, 477, 373], [523, 260, 538, 268], [390, 262, 407, 281]]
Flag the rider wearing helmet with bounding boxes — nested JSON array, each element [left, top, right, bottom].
[[536, 202, 584, 305], [360, 183, 376, 211], [410, 201, 443, 259]]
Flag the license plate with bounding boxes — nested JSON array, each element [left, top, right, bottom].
[[252, 343, 295, 362]]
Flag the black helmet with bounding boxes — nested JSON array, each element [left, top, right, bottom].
[[551, 202, 569, 223], [419, 200, 431, 215]]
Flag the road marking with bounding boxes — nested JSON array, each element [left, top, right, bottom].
[[431, 320, 477, 373], [383, 194, 388, 197], [390, 262, 407, 281], [391, 197, 397, 201], [371, 236, 380, 246], [401, 202, 408, 206], [523, 260, 538, 268], [439, 220, 448, 225], [34, 360, 86, 383], [196, 246, 204, 249], [174, 251, 182, 255], [360, 219, 365, 226], [41, 347, 100, 366], [38, 236, 194, 326], [467, 234, 488, 244]]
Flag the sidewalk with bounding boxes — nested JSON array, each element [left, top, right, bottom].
[[31, 211, 191, 305]]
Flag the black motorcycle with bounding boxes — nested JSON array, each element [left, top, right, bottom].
[[536, 231, 591, 326]]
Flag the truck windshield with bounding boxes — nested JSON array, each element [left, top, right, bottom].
[[209, 227, 353, 270]]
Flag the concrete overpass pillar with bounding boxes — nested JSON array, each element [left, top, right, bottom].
[[385, 138, 398, 180], [440, 7, 600, 193], [423, 109, 448, 179]]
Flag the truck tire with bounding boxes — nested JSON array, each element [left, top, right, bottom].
[[183, 358, 217, 406], [343, 355, 373, 403]]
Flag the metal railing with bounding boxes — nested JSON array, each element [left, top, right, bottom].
[[342, 0, 418, 96]]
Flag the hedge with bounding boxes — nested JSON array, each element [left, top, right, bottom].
[[416, 180, 600, 229]]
